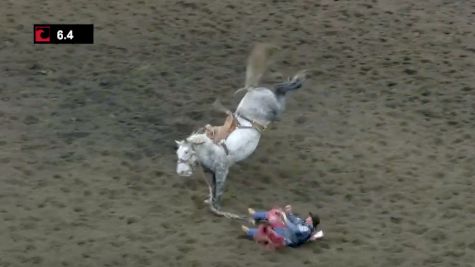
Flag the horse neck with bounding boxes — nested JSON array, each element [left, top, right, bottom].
[[192, 140, 217, 162]]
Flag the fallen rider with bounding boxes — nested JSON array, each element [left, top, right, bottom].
[[241, 205, 324, 249]]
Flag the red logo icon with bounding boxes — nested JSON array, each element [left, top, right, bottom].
[[34, 25, 51, 43]]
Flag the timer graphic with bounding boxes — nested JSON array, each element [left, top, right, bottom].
[[56, 29, 75, 41], [34, 24, 94, 44], [34, 25, 51, 43]]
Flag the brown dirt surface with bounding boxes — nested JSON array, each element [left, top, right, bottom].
[[1, 0, 475, 266]]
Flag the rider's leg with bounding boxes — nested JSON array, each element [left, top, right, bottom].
[[252, 211, 269, 221], [273, 227, 287, 237], [241, 225, 258, 239], [272, 227, 291, 246]]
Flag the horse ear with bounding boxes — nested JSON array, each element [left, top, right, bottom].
[[175, 140, 183, 150]]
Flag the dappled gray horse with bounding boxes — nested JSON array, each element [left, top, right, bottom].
[[176, 72, 305, 218]]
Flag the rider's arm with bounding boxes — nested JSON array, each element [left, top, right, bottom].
[[286, 212, 303, 224], [284, 205, 304, 224], [281, 212, 311, 235]]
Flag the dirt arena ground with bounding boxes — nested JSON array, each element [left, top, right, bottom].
[[1, 0, 475, 266]]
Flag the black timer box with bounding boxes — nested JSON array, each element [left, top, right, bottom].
[[34, 24, 94, 44]]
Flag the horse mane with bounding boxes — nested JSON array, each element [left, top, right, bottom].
[[186, 132, 210, 144]]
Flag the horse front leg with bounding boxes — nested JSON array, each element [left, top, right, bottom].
[[211, 167, 229, 210], [203, 173, 213, 205], [209, 168, 244, 219]]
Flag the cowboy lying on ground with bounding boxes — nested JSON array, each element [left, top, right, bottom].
[[241, 205, 323, 248]]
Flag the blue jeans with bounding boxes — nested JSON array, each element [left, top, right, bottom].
[[246, 211, 287, 241]]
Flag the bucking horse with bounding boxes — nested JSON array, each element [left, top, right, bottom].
[[175, 43, 306, 218]]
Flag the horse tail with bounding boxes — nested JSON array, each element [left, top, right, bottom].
[[274, 70, 307, 96], [234, 43, 281, 96], [245, 43, 281, 88]]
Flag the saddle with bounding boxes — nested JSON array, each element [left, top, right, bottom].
[[204, 112, 238, 144]]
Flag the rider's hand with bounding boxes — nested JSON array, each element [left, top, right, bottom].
[[284, 204, 292, 213], [278, 210, 286, 219]]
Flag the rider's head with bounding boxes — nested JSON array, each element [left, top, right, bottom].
[[306, 212, 320, 229]]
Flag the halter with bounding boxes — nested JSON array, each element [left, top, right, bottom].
[[177, 158, 191, 164], [176, 143, 198, 166]]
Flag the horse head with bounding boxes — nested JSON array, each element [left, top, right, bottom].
[[175, 133, 208, 177], [175, 139, 196, 177]]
